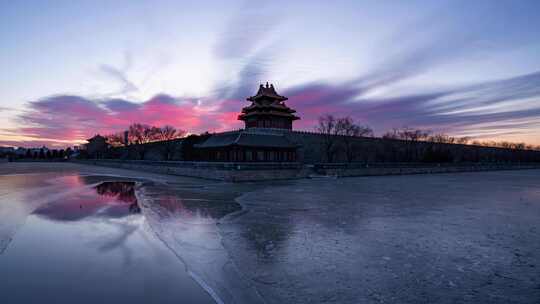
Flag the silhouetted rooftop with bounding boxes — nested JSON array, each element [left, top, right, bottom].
[[247, 82, 288, 102], [87, 134, 107, 142], [194, 130, 297, 148]]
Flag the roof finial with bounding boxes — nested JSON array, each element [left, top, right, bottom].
[[266, 81, 269, 88]]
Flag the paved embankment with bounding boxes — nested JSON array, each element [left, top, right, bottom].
[[76, 160, 540, 181]]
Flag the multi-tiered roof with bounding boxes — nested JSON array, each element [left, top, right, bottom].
[[238, 83, 299, 130]]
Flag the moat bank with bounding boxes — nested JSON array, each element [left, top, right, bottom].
[[75, 159, 540, 181]]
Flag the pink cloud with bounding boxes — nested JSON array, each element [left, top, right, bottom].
[[3, 70, 540, 148], [5, 94, 242, 148]]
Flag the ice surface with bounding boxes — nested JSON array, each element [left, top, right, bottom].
[[217, 171, 540, 303], [136, 182, 265, 304], [2, 163, 540, 304]]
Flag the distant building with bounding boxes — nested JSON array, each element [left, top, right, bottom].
[[15, 147, 27, 156], [0, 147, 15, 161], [86, 134, 108, 159], [25, 148, 40, 157], [0, 147, 15, 154]]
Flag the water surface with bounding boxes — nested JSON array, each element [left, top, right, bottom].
[[0, 174, 215, 304]]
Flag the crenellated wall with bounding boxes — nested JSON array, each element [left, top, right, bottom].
[[95, 129, 540, 164], [249, 128, 540, 164]]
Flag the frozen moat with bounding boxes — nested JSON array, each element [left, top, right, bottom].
[[0, 163, 539, 303]]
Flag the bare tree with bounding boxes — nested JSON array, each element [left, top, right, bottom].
[[383, 127, 431, 161], [103, 124, 187, 160], [316, 114, 340, 162], [129, 124, 156, 144], [426, 134, 470, 145], [153, 125, 186, 160], [336, 117, 373, 162], [382, 128, 400, 140], [403, 127, 431, 161], [514, 143, 526, 150], [456, 137, 471, 145], [429, 133, 456, 144], [106, 132, 126, 148], [398, 127, 431, 142], [128, 123, 158, 159], [468, 139, 536, 151], [153, 125, 185, 141]]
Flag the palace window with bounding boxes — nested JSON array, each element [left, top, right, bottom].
[[268, 151, 275, 161]]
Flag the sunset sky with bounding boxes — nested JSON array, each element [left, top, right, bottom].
[[1, 0, 540, 148]]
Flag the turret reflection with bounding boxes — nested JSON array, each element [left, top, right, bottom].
[[34, 181, 141, 221], [95, 181, 140, 214]]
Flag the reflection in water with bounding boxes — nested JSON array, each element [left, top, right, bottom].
[[34, 181, 141, 221], [138, 182, 243, 223], [96, 182, 140, 214], [0, 175, 215, 304], [154, 195, 241, 220], [4, 174, 251, 303], [1, 173, 266, 304], [137, 184, 265, 304]]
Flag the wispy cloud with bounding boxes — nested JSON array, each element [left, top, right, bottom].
[[0, 106, 20, 112], [213, 1, 278, 61], [2, 1, 540, 147], [212, 1, 282, 103], [1, 94, 241, 147], [97, 51, 139, 98], [284, 70, 540, 139]]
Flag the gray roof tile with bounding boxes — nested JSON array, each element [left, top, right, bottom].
[[194, 131, 297, 148]]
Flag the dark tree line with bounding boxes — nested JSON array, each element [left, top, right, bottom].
[[104, 123, 186, 160], [316, 115, 540, 163], [382, 127, 539, 151], [3, 147, 74, 160], [316, 114, 374, 162]]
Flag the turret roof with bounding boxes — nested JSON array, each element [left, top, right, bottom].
[[194, 130, 298, 148], [247, 82, 288, 102]]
